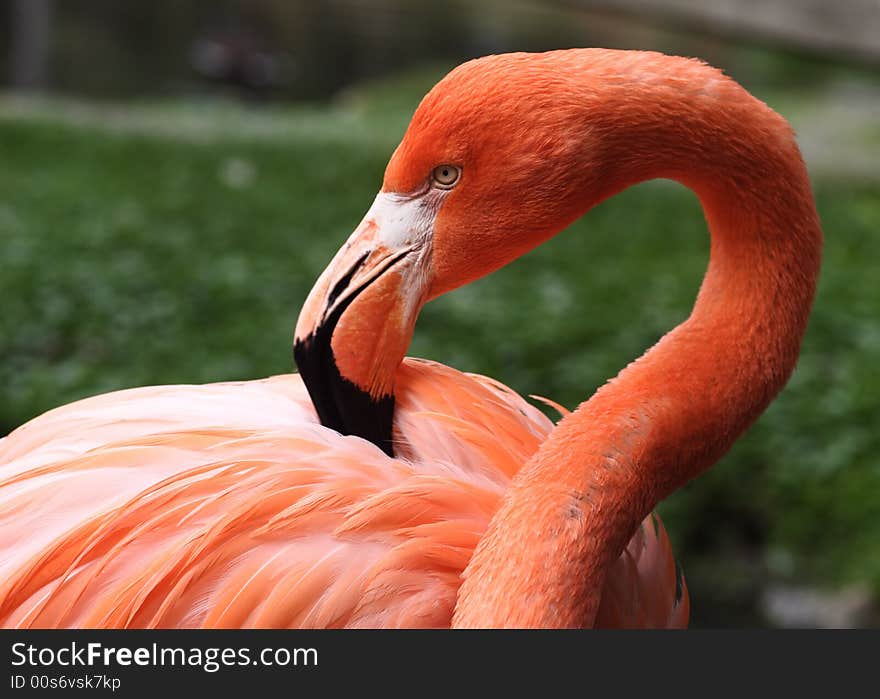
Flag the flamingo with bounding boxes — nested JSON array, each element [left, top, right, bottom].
[[0, 49, 821, 628]]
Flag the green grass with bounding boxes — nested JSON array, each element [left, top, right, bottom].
[[1, 73, 878, 626]]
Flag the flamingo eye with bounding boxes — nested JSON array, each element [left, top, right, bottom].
[[431, 164, 461, 188]]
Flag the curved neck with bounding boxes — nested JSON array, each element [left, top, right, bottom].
[[453, 66, 822, 628]]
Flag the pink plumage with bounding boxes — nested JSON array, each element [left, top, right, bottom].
[[0, 359, 686, 628]]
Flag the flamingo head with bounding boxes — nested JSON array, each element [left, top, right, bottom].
[[294, 52, 621, 455]]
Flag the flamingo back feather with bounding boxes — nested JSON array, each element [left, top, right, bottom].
[[0, 359, 686, 628]]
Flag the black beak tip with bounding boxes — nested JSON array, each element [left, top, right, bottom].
[[294, 333, 395, 458]]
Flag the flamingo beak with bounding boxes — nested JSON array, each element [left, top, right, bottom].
[[294, 193, 432, 457]]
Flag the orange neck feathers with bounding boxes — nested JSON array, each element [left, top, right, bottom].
[[451, 53, 822, 627]]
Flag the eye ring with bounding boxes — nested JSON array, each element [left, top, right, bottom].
[[431, 164, 461, 189]]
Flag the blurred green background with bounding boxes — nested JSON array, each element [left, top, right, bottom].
[[1, 0, 878, 627]]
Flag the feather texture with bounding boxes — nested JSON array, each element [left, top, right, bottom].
[[0, 358, 686, 628]]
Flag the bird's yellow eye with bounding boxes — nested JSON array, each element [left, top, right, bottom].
[[431, 164, 461, 188]]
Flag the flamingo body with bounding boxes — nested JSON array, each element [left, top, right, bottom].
[[1, 48, 821, 628], [0, 360, 686, 628]]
